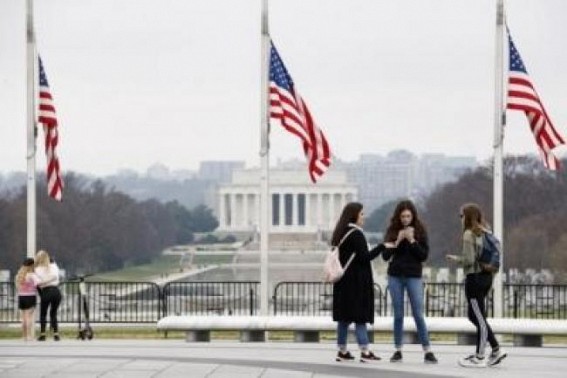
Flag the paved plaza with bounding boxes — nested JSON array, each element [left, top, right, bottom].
[[1, 339, 566, 377]]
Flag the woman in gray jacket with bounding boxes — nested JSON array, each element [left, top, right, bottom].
[[446, 203, 507, 368]]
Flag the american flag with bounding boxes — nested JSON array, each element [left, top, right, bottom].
[[506, 31, 565, 170], [269, 41, 331, 183], [38, 56, 63, 201]]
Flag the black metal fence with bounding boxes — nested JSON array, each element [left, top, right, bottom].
[[59, 281, 162, 323], [504, 284, 567, 319], [1, 281, 567, 324], [162, 281, 259, 316], [423, 282, 495, 318], [1, 281, 162, 324], [0, 282, 16, 323], [272, 281, 384, 316]]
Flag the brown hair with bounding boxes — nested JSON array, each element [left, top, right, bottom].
[[331, 202, 363, 246], [460, 203, 486, 236], [384, 199, 427, 242]]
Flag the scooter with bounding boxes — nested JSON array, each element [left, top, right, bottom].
[[76, 275, 94, 340]]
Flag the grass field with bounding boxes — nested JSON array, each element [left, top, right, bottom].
[[88, 255, 178, 282], [1, 326, 566, 344], [90, 253, 234, 282], [0, 326, 181, 340]]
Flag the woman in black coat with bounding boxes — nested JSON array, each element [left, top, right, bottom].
[[332, 202, 383, 362]]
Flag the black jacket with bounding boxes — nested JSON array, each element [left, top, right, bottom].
[[332, 226, 382, 324], [381, 235, 429, 278]]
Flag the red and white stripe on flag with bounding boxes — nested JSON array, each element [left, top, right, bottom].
[[269, 41, 331, 183], [38, 56, 63, 201], [506, 31, 566, 170]]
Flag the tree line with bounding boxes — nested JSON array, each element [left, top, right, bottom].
[[3, 156, 567, 280], [0, 173, 218, 276], [365, 156, 567, 280]]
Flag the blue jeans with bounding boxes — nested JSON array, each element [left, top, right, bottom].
[[336, 321, 369, 349], [388, 275, 430, 348]]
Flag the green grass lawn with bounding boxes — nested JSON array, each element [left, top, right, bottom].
[[89, 253, 234, 282], [2, 326, 566, 344], [0, 326, 181, 340], [90, 255, 180, 282]]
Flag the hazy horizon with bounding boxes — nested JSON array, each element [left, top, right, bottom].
[[0, 147, 486, 178], [2, 0, 566, 176]]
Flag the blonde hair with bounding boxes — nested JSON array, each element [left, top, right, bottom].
[[35, 250, 51, 268], [15, 265, 34, 286]]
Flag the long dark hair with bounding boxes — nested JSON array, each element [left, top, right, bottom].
[[461, 203, 486, 236], [384, 199, 427, 242], [331, 202, 363, 246]]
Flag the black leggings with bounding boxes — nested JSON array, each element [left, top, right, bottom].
[[39, 286, 62, 333], [465, 273, 499, 356]]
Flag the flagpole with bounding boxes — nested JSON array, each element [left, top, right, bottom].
[[493, 0, 506, 318], [26, 0, 37, 259], [259, 0, 271, 317]]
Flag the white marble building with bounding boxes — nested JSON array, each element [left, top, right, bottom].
[[217, 168, 358, 233]]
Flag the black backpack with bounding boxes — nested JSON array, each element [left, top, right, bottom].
[[477, 232, 501, 273]]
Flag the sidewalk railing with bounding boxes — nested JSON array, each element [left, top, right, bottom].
[[162, 281, 259, 316], [1, 281, 566, 323], [59, 281, 162, 323], [272, 281, 384, 316]]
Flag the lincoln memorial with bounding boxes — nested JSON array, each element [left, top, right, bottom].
[[216, 168, 357, 237]]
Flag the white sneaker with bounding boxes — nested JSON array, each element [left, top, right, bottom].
[[458, 354, 487, 368], [488, 349, 507, 366]]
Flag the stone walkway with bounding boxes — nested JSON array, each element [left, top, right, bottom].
[[1, 340, 566, 377]]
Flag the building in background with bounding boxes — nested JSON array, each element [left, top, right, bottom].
[[146, 163, 171, 180], [349, 150, 477, 213], [349, 150, 416, 213], [415, 153, 477, 194], [216, 166, 357, 249], [198, 160, 246, 212], [198, 161, 245, 183]]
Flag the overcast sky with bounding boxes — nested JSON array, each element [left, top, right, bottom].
[[1, 0, 567, 176]]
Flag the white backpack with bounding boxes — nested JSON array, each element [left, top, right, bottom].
[[323, 228, 357, 283]]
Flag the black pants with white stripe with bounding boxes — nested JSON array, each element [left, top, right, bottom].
[[465, 272, 499, 356]]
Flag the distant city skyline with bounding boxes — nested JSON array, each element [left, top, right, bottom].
[[0, 150, 478, 216], [1, 1, 566, 176], [0, 149, 480, 177]]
